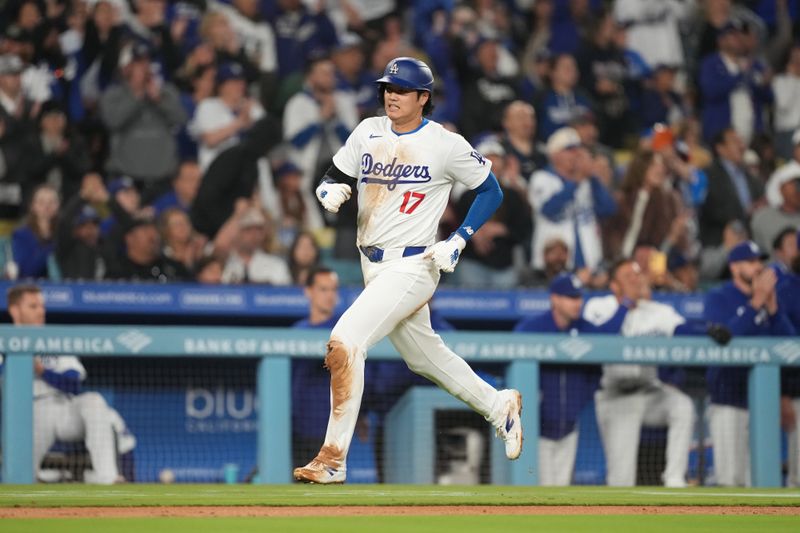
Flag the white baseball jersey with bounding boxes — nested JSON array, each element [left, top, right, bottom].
[[332, 117, 492, 248], [34, 355, 86, 398], [584, 296, 686, 390]]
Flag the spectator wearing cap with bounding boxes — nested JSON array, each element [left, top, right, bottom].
[[283, 54, 357, 221], [0, 53, 38, 226], [640, 64, 685, 131], [766, 129, 800, 208], [100, 42, 187, 195], [221, 206, 291, 285], [773, 44, 800, 160], [457, 36, 519, 142], [704, 240, 796, 486], [331, 33, 374, 120], [10, 184, 59, 279], [273, 161, 321, 250], [535, 53, 592, 142], [529, 127, 616, 274], [667, 248, 699, 293], [699, 19, 773, 146], [190, 60, 264, 172], [751, 165, 800, 254], [22, 100, 91, 204], [603, 149, 687, 262], [499, 100, 547, 184], [150, 160, 202, 217], [100, 176, 143, 238], [452, 137, 531, 289], [211, 0, 279, 108], [514, 273, 621, 486], [700, 127, 764, 247], [54, 185, 106, 280], [105, 215, 190, 281], [575, 11, 632, 148], [768, 227, 799, 283], [173, 46, 217, 161]]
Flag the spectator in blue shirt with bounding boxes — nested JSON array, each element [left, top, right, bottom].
[[704, 240, 796, 486], [149, 160, 202, 217], [514, 273, 623, 485], [11, 184, 60, 279], [535, 53, 592, 142]]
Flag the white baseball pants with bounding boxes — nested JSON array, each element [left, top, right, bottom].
[[34, 392, 119, 484], [595, 384, 695, 487], [319, 254, 506, 469], [539, 430, 579, 486], [708, 404, 750, 486], [787, 397, 800, 488]]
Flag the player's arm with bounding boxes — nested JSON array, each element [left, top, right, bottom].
[[426, 172, 503, 273], [315, 164, 357, 213]]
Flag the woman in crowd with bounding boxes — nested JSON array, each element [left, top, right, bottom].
[[11, 184, 60, 279]]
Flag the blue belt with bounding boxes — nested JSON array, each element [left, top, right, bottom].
[[359, 245, 427, 263]]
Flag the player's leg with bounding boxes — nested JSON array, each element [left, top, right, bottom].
[[33, 398, 61, 479], [294, 257, 438, 482], [642, 385, 694, 488], [386, 302, 522, 459], [539, 430, 578, 486], [538, 437, 558, 486], [708, 403, 747, 486], [72, 392, 120, 484], [734, 408, 751, 487], [594, 389, 646, 486], [787, 398, 800, 488]]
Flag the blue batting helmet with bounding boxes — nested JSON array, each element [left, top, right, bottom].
[[375, 57, 434, 93]]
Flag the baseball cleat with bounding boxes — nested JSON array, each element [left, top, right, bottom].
[[497, 389, 523, 460], [293, 459, 346, 484]]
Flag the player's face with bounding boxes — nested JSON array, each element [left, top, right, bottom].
[[305, 272, 339, 317], [732, 259, 763, 285], [612, 262, 647, 302], [9, 292, 45, 326], [383, 84, 428, 127], [552, 294, 583, 322]]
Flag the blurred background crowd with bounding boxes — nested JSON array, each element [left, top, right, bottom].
[[0, 0, 798, 291]]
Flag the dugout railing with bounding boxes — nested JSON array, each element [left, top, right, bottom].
[[1, 325, 798, 486]]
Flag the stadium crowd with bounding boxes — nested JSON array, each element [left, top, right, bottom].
[[0, 0, 797, 289], [0, 0, 799, 487]]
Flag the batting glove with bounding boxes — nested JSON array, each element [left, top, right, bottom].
[[316, 181, 352, 213], [425, 233, 467, 273]]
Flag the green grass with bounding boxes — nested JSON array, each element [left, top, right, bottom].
[[2, 516, 799, 533], [0, 484, 798, 508]]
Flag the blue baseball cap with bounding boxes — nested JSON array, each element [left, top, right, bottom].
[[274, 161, 302, 180], [728, 240, 768, 264], [216, 62, 246, 84], [73, 204, 100, 227], [549, 273, 583, 298], [108, 176, 135, 196]]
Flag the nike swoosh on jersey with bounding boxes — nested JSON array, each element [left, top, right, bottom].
[[369, 133, 382, 139]]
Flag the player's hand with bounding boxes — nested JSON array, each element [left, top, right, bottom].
[[707, 323, 732, 346], [315, 181, 351, 213], [425, 233, 467, 273]]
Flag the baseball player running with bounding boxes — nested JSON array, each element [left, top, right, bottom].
[[294, 57, 522, 484]]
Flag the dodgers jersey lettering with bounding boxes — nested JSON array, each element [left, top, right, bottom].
[[332, 116, 491, 248]]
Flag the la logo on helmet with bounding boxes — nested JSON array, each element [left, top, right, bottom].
[[389, 63, 399, 74]]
